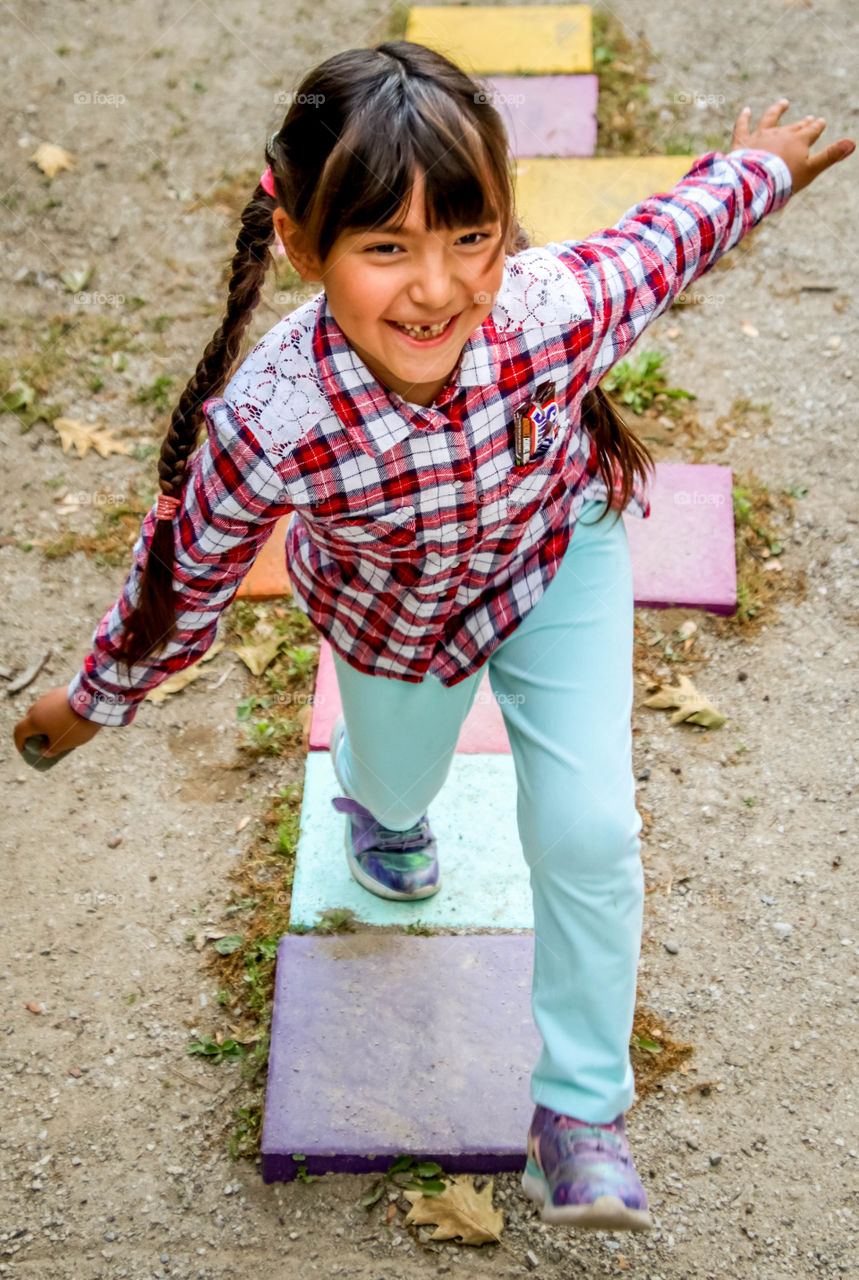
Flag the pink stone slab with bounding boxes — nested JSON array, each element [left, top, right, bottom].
[[308, 462, 736, 752], [261, 932, 539, 1182], [623, 462, 737, 614], [480, 74, 598, 157], [308, 639, 511, 753]]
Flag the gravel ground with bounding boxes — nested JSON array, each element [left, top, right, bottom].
[[1, 2, 857, 1277]]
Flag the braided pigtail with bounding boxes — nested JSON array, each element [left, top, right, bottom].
[[113, 178, 277, 675], [509, 216, 655, 523]]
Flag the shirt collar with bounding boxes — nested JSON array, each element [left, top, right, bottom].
[[313, 291, 501, 458]]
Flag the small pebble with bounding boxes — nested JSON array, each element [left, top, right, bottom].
[[526, 1249, 540, 1269], [106, 831, 123, 849], [664, 940, 680, 955], [772, 922, 793, 936], [709, 1154, 722, 1167]]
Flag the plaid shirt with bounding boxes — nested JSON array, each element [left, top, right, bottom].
[[68, 148, 791, 727]]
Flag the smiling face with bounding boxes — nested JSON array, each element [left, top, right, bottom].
[[274, 168, 507, 408]]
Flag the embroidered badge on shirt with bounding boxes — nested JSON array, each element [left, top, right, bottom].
[[513, 380, 560, 466]]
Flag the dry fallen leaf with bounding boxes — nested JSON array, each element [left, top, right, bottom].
[[227, 1023, 261, 1045], [403, 1175, 503, 1246], [53, 418, 134, 459], [298, 703, 313, 748], [642, 674, 726, 728], [144, 643, 224, 703], [229, 635, 284, 676], [31, 142, 76, 177]]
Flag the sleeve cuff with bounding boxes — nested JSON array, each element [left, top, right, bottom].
[[67, 669, 142, 728], [726, 147, 794, 209]]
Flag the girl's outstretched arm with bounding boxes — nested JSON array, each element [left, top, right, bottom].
[[63, 401, 293, 728], [547, 100, 853, 395]]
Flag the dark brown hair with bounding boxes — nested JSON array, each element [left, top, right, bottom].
[[114, 40, 653, 671]]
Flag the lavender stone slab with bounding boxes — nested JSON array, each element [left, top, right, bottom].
[[309, 640, 511, 753], [623, 462, 737, 614], [261, 933, 539, 1182], [480, 75, 598, 157]]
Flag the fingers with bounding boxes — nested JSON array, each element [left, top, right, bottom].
[[759, 97, 791, 129], [12, 717, 31, 753], [807, 137, 857, 179], [732, 105, 751, 149]]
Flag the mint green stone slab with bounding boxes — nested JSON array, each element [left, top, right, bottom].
[[290, 750, 533, 929]]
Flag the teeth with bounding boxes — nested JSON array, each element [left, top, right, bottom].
[[396, 318, 450, 338]]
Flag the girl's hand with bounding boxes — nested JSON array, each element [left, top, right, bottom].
[[13, 685, 102, 759], [731, 98, 855, 193]]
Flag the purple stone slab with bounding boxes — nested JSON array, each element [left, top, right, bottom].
[[480, 74, 598, 157], [624, 462, 737, 614], [309, 639, 511, 754], [261, 933, 539, 1182]]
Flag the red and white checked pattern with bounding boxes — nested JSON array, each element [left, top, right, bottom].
[[68, 149, 791, 726]]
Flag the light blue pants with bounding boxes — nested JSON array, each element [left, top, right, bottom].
[[331, 498, 644, 1123]]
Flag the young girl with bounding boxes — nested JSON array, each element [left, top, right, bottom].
[[14, 41, 852, 1232]]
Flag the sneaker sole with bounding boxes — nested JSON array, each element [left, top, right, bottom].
[[521, 1162, 651, 1232], [331, 716, 442, 903]]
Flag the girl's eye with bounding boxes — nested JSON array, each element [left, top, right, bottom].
[[364, 232, 489, 255]]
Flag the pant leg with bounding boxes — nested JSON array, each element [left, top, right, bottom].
[[487, 499, 644, 1123], [331, 651, 484, 830]]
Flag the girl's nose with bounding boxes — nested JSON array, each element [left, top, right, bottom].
[[408, 259, 458, 312]]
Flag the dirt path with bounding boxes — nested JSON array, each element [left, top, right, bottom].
[[2, 2, 857, 1277]]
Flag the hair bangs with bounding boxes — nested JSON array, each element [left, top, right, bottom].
[[305, 90, 510, 261]]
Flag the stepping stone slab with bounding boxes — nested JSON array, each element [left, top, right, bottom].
[[261, 932, 540, 1182], [514, 154, 696, 244], [234, 514, 292, 600], [290, 750, 532, 930], [480, 74, 598, 157], [308, 639, 510, 753], [236, 470, 736, 618], [624, 462, 737, 614], [405, 4, 592, 75]]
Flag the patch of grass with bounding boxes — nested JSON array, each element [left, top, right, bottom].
[[711, 470, 807, 635], [135, 374, 174, 416], [358, 1156, 448, 1208], [41, 489, 152, 565], [602, 350, 695, 416], [592, 7, 661, 156]]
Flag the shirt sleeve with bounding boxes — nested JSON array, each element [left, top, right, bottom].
[[545, 148, 793, 391], [66, 398, 294, 727]]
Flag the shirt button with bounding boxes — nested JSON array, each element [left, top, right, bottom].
[[454, 479, 465, 489], [456, 523, 468, 534]]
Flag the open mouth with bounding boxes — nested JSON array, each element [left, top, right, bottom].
[[386, 313, 460, 345]]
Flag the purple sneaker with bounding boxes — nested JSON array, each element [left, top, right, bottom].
[[522, 1105, 651, 1231], [329, 716, 441, 902]]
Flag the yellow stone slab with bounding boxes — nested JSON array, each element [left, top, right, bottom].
[[513, 155, 698, 245], [405, 5, 592, 74]]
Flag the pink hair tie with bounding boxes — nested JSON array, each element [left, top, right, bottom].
[[155, 493, 180, 521], [260, 165, 276, 198]]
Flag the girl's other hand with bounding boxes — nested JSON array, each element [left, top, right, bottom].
[[13, 685, 102, 759], [731, 98, 855, 192]]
